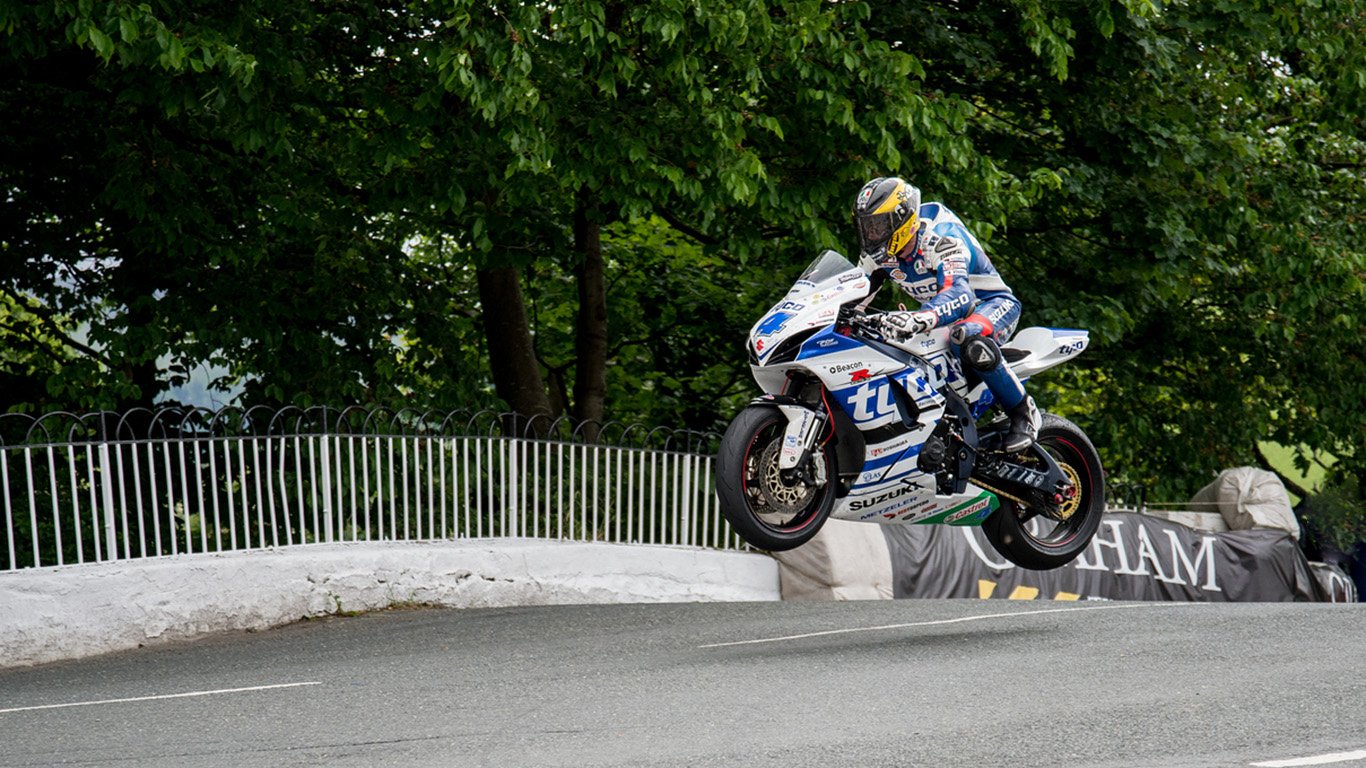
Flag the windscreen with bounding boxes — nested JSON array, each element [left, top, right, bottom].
[[796, 250, 857, 284]]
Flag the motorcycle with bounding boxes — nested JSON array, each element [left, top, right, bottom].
[[716, 249, 1105, 569]]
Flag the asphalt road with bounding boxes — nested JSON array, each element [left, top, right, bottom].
[[1, 600, 1364, 768]]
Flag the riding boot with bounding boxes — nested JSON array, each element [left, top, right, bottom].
[[1003, 396, 1040, 453]]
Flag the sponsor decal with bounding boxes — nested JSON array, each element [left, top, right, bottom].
[[890, 269, 907, 281], [932, 293, 971, 318], [848, 483, 917, 511], [858, 468, 887, 484], [986, 300, 1016, 325], [755, 339, 765, 352], [850, 368, 871, 383], [945, 497, 992, 523], [898, 499, 938, 519], [839, 367, 937, 422], [839, 273, 862, 284], [880, 495, 927, 517], [868, 437, 912, 458], [1057, 339, 1086, 356], [775, 300, 804, 312], [996, 464, 1049, 489], [818, 308, 837, 320], [817, 338, 838, 348], [755, 312, 794, 337], [827, 362, 862, 375]]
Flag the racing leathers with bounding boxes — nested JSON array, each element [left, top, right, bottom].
[[870, 202, 1040, 452]]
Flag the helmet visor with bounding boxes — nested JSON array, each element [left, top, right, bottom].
[[857, 213, 893, 254]]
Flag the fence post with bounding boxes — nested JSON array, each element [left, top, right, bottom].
[[99, 441, 119, 562], [321, 436, 335, 543]]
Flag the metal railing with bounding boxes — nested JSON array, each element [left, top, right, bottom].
[[0, 408, 739, 571]]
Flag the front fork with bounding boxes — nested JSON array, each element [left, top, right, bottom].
[[751, 392, 829, 488]]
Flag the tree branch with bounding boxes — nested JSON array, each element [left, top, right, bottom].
[[656, 208, 718, 246], [0, 285, 115, 366]]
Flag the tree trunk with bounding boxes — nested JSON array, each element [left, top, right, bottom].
[[477, 265, 552, 436], [109, 240, 162, 412], [572, 193, 608, 441]]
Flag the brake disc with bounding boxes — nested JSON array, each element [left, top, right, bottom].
[[755, 440, 817, 518]]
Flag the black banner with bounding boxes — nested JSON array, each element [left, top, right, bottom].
[[881, 512, 1325, 602]]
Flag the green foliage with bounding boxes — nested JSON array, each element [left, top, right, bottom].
[[1, 0, 1362, 525], [1301, 476, 1366, 553]]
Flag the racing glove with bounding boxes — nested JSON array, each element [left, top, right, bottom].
[[876, 310, 938, 340]]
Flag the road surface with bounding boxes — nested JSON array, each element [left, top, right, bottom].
[[1, 600, 1363, 767]]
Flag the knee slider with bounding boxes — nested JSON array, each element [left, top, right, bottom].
[[959, 333, 1002, 372]]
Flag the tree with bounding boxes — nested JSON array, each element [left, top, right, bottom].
[[2, 0, 1362, 525], [859, 0, 1365, 500], [1, 1, 429, 410]]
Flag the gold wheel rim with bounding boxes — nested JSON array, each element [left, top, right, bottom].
[[1056, 462, 1082, 521]]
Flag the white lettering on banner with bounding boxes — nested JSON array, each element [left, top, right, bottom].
[[955, 515, 1223, 593], [1134, 525, 1174, 583], [1070, 518, 1221, 592], [1073, 519, 1146, 576], [1164, 529, 1221, 592]]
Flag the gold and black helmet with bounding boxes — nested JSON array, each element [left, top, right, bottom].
[[853, 177, 921, 269]]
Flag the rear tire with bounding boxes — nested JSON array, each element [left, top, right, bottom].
[[981, 413, 1105, 570], [716, 405, 837, 552]]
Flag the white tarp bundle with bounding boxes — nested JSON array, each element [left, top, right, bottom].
[[769, 520, 894, 600], [1189, 467, 1300, 540]]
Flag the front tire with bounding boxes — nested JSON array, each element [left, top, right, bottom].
[[716, 405, 837, 552], [982, 413, 1105, 570]]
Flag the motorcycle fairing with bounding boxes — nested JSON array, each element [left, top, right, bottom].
[[746, 252, 1083, 527]]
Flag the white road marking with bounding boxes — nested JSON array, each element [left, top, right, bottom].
[[0, 681, 322, 714], [699, 603, 1185, 648], [1251, 750, 1366, 767]]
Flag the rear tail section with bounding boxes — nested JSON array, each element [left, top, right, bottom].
[[1002, 327, 1089, 380]]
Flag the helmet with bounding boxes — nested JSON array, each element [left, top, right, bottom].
[[853, 177, 921, 272]]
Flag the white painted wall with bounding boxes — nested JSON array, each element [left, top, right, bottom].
[[0, 540, 779, 669]]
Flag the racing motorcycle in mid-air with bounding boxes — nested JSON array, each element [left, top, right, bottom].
[[716, 250, 1105, 569]]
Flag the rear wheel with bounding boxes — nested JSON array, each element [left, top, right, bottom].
[[716, 405, 837, 551], [982, 413, 1105, 570]]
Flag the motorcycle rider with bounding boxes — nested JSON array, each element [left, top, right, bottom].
[[852, 176, 1041, 452]]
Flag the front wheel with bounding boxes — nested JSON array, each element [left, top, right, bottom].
[[716, 405, 837, 552], [982, 413, 1106, 570]]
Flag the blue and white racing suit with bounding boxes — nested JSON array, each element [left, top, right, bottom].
[[882, 202, 1027, 412]]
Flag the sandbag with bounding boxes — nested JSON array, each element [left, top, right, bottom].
[[1189, 467, 1300, 540]]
